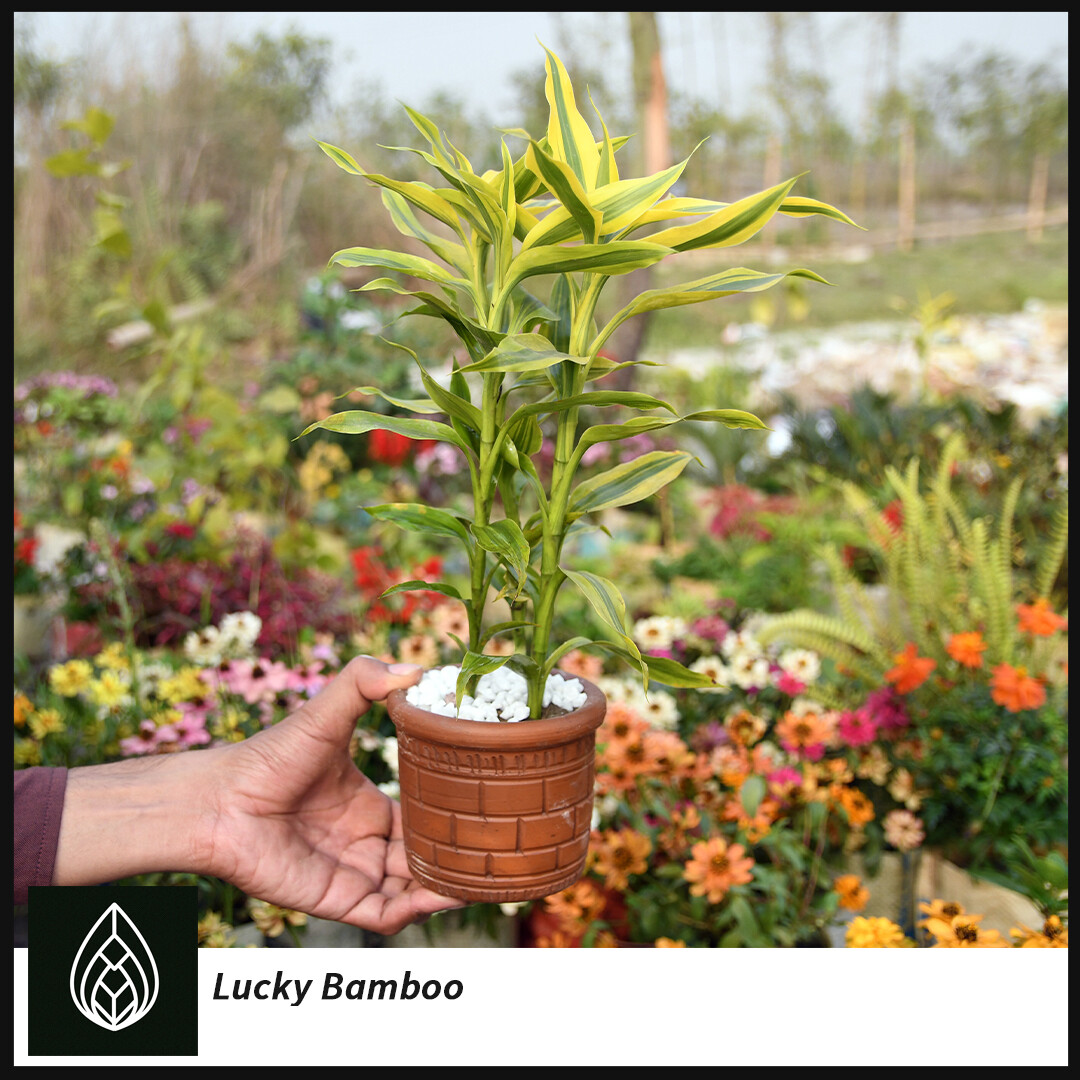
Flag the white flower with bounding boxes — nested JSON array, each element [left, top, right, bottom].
[[778, 648, 821, 684], [377, 781, 400, 800], [379, 736, 400, 778], [338, 308, 380, 332], [788, 696, 822, 718], [183, 626, 223, 667], [632, 615, 687, 652], [721, 629, 762, 660], [219, 611, 262, 655], [729, 653, 770, 690], [640, 689, 679, 730], [689, 655, 729, 693]]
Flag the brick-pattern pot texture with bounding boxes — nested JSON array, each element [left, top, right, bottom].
[[386, 675, 606, 903]]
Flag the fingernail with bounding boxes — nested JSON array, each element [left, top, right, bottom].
[[389, 662, 423, 675]]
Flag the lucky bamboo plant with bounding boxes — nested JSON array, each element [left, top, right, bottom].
[[304, 46, 858, 718]]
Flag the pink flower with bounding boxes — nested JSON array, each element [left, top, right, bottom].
[[864, 687, 909, 732], [772, 670, 806, 696], [837, 708, 878, 747], [883, 809, 925, 852]]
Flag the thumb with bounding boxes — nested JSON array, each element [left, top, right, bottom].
[[290, 656, 424, 744]]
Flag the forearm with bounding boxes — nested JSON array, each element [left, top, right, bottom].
[[52, 749, 224, 887]]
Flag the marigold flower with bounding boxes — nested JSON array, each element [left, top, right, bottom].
[[946, 631, 988, 669], [1015, 598, 1067, 637], [683, 836, 754, 903], [591, 828, 651, 891], [834, 874, 870, 912], [845, 916, 908, 948], [884, 643, 936, 694], [990, 663, 1046, 713], [924, 912, 1008, 948]]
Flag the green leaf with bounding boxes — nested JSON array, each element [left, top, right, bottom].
[[646, 177, 800, 252], [540, 44, 600, 190], [62, 106, 115, 147], [584, 642, 719, 691], [779, 195, 864, 229], [471, 520, 532, 596], [741, 775, 766, 817], [562, 569, 642, 671], [499, 241, 672, 300], [459, 333, 590, 375], [366, 503, 473, 547], [381, 189, 469, 271], [455, 651, 513, 710], [328, 246, 467, 291], [381, 580, 465, 602], [344, 384, 440, 414], [315, 138, 364, 175], [299, 410, 469, 452], [570, 451, 695, 514], [525, 139, 601, 244], [542, 636, 595, 677]]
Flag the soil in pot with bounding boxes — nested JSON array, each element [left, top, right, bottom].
[[386, 668, 606, 904]]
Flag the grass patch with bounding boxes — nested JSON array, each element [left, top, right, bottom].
[[643, 226, 1068, 351]]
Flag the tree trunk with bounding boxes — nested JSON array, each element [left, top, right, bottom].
[[606, 13, 670, 389]]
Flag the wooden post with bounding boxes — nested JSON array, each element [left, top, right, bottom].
[[1027, 151, 1050, 242], [897, 117, 916, 252]]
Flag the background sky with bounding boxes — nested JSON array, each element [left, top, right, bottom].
[[19, 11, 1070, 130]]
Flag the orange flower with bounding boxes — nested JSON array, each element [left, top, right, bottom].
[[597, 701, 650, 747], [774, 710, 836, 758], [924, 912, 1008, 948], [834, 874, 870, 912], [654, 937, 686, 948], [846, 916, 908, 948], [1010, 915, 1068, 948], [990, 663, 1047, 713], [683, 836, 754, 903], [884, 643, 936, 694], [591, 828, 651, 891], [917, 899, 965, 929], [1016, 598, 1067, 637], [946, 631, 988, 669], [559, 648, 604, 682], [832, 784, 876, 828], [543, 880, 606, 934]]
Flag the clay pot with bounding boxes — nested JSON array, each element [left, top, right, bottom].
[[386, 674, 606, 903]]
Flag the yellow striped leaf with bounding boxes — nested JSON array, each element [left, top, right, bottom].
[[541, 45, 600, 190], [526, 140, 601, 245], [570, 451, 695, 514]]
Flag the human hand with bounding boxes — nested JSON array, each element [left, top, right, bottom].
[[195, 656, 464, 934], [54, 656, 464, 935]]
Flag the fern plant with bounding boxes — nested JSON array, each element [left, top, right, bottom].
[[758, 432, 1068, 687]]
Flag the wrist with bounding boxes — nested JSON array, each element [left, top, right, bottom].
[[53, 748, 227, 886]]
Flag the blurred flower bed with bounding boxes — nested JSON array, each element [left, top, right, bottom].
[[13, 279, 1068, 948]]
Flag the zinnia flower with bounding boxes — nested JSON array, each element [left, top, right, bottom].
[[834, 874, 870, 912], [591, 828, 651, 891], [990, 664, 1046, 713], [683, 837, 754, 903], [654, 938, 686, 948], [884, 643, 936, 694], [775, 710, 835, 760], [837, 708, 878, 747], [918, 899, 966, 928], [1015, 598, 1067, 637], [845, 916, 908, 948], [883, 808, 925, 851], [924, 912, 1008, 948], [1010, 915, 1068, 948], [946, 631, 988, 668]]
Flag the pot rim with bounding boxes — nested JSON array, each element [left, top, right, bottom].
[[386, 670, 606, 750]]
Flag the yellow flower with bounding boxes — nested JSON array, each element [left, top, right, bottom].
[[29, 709, 65, 741], [14, 738, 42, 766], [925, 912, 1008, 948], [49, 660, 93, 697], [917, 898, 965, 929], [654, 937, 686, 948], [94, 642, 131, 672], [157, 667, 209, 705], [198, 911, 235, 947], [845, 916, 910, 948], [89, 671, 131, 709], [1011, 915, 1068, 949], [211, 706, 248, 742], [248, 902, 307, 938]]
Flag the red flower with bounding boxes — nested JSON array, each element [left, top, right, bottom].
[[369, 428, 413, 466], [882, 499, 904, 536], [14, 536, 38, 566], [165, 522, 196, 540]]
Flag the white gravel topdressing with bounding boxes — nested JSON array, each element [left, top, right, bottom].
[[405, 665, 587, 723]]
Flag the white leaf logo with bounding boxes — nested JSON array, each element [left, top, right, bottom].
[[70, 902, 160, 1031]]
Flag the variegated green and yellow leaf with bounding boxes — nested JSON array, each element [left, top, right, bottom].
[[315, 138, 364, 175], [525, 140, 601, 245], [300, 410, 469, 452], [381, 190, 469, 271], [471, 520, 532, 596], [562, 569, 641, 662], [499, 241, 672, 300], [570, 450, 695, 514], [646, 177, 800, 252], [778, 195, 863, 229], [541, 45, 600, 191], [460, 333, 590, 374], [328, 246, 467, 291], [366, 503, 473, 547]]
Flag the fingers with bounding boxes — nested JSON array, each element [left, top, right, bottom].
[[288, 656, 423, 745], [346, 885, 467, 937]]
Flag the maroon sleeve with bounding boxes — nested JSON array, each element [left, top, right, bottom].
[[14, 767, 68, 905]]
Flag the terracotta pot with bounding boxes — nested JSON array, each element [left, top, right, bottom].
[[386, 674, 606, 903]]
